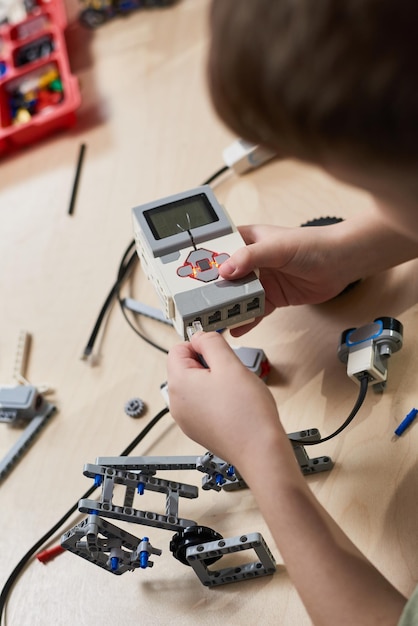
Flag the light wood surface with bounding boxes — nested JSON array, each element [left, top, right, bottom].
[[1, 1, 418, 624]]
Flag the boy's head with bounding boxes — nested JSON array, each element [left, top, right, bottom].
[[208, 0, 418, 221]]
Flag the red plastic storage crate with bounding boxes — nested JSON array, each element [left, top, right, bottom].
[[0, 0, 81, 155]]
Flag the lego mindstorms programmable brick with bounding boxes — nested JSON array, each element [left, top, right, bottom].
[[132, 185, 265, 339]]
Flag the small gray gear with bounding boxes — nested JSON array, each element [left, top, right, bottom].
[[124, 397, 146, 418]]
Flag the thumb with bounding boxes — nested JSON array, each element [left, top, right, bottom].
[[219, 237, 291, 279], [219, 245, 255, 279]]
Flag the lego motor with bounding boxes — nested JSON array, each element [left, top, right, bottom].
[[337, 316, 403, 390]]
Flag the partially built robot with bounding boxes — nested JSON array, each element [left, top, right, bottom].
[[60, 431, 332, 587], [61, 316, 403, 587]]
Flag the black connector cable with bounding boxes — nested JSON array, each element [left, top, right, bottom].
[[0, 406, 169, 623], [202, 164, 229, 185], [81, 238, 138, 359], [114, 239, 170, 354], [81, 165, 230, 360], [289, 375, 369, 446]]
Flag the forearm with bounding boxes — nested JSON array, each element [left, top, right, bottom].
[[237, 430, 406, 626], [168, 333, 407, 624], [332, 209, 418, 286]]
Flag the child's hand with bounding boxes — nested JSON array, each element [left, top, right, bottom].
[[219, 223, 350, 336], [218, 214, 418, 337], [167, 331, 282, 466]]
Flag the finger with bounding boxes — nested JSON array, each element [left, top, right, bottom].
[[167, 342, 206, 377], [190, 331, 243, 371]]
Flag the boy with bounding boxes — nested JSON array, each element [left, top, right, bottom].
[[167, 2, 418, 624]]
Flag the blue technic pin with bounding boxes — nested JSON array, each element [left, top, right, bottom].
[[394, 408, 418, 437]]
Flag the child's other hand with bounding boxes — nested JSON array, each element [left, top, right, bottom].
[[167, 331, 281, 466]]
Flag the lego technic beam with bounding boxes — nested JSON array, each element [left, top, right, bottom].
[[0, 385, 56, 482], [183, 531, 276, 587], [0, 331, 56, 481], [94, 430, 333, 486], [92, 452, 247, 492], [288, 429, 334, 475]]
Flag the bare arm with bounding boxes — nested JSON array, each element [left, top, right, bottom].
[[167, 332, 407, 626], [241, 430, 406, 626], [331, 210, 418, 285]]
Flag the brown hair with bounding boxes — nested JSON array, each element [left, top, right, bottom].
[[208, 0, 418, 170]]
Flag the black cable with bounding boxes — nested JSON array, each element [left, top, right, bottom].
[[81, 239, 138, 359], [118, 291, 169, 354], [0, 406, 169, 623], [81, 165, 230, 360], [114, 243, 169, 354], [119, 406, 169, 456], [68, 143, 86, 216], [201, 164, 229, 185], [289, 376, 369, 446]]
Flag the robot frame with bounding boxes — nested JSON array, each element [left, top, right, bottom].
[[61, 316, 403, 587]]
